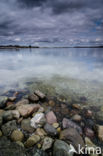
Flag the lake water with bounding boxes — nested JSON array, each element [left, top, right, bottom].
[[0, 47, 103, 106]]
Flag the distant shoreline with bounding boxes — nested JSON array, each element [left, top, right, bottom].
[[0, 45, 103, 49]]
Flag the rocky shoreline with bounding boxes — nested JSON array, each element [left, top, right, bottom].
[[0, 89, 103, 156]]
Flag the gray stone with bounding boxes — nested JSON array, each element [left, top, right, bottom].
[[44, 123, 58, 136], [2, 111, 13, 121], [28, 94, 39, 102], [1, 120, 17, 136], [0, 136, 26, 156], [62, 118, 82, 135], [53, 139, 73, 156], [34, 90, 46, 99], [21, 118, 35, 133], [42, 137, 53, 151], [60, 128, 84, 151]]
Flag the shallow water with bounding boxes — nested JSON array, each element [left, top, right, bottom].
[[0, 47, 103, 106]]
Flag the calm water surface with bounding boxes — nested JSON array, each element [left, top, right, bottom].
[[0, 48, 103, 106]]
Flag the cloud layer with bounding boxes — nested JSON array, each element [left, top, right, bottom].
[[0, 0, 103, 45]]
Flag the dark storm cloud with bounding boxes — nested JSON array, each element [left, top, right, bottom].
[[0, 0, 103, 45]]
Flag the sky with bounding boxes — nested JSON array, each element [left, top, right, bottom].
[[0, 0, 103, 46]]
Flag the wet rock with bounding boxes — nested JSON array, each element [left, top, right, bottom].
[[44, 123, 58, 136], [52, 123, 59, 129], [42, 137, 53, 151], [1, 120, 17, 136], [97, 125, 103, 141], [12, 110, 20, 119], [0, 96, 8, 108], [16, 99, 29, 107], [62, 118, 82, 135], [21, 118, 35, 133], [72, 114, 82, 122], [0, 130, 2, 137], [84, 127, 94, 138], [60, 128, 84, 151], [46, 111, 57, 125], [2, 110, 13, 121], [17, 104, 40, 117], [53, 139, 73, 156], [0, 116, 3, 127], [35, 128, 47, 138], [24, 135, 40, 148], [11, 130, 24, 142], [0, 136, 26, 156], [31, 113, 46, 129], [34, 90, 46, 99], [5, 104, 16, 110], [28, 94, 39, 102]]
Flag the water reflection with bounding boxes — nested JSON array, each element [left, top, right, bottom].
[[0, 48, 103, 95]]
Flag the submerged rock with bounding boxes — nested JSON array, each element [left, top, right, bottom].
[[60, 128, 84, 151], [31, 113, 46, 129], [44, 123, 58, 136], [46, 111, 57, 125], [17, 104, 40, 117], [21, 118, 35, 133], [28, 94, 39, 102], [35, 128, 47, 138], [42, 137, 53, 151], [16, 99, 29, 106], [0, 96, 8, 108], [11, 130, 24, 142], [1, 120, 17, 136], [24, 135, 40, 148], [0, 136, 26, 156], [34, 90, 46, 99], [53, 139, 73, 156], [62, 118, 82, 135], [72, 114, 82, 122], [2, 110, 13, 121], [12, 110, 20, 119]]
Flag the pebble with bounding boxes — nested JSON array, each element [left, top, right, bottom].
[[53, 139, 73, 156], [72, 114, 82, 122], [28, 94, 39, 102], [11, 130, 24, 142], [62, 118, 82, 135], [31, 113, 46, 129], [42, 137, 53, 151], [52, 123, 59, 129], [34, 90, 46, 99], [46, 111, 57, 125], [60, 128, 84, 151], [17, 104, 40, 117], [24, 135, 40, 148], [44, 123, 58, 136]]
